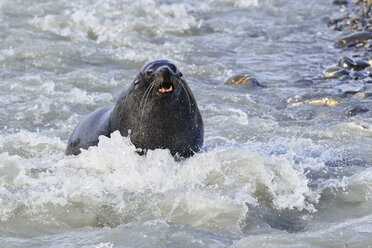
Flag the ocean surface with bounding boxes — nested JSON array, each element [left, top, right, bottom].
[[1, 0, 372, 247]]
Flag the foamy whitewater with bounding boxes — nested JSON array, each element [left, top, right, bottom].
[[0, 0, 371, 247]]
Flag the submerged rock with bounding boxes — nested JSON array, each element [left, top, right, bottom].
[[338, 56, 355, 69], [323, 67, 350, 78], [289, 97, 342, 107], [353, 59, 370, 71], [333, 0, 349, 4], [351, 71, 368, 79], [293, 79, 313, 86], [334, 31, 372, 47], [365, 66, 372, 77], [336, 57, 370, 74], [339, 74, 352, 80], [344, 105, 369, 116], [337, 83, 365, 94], [346, 41, 357, 47], [87, 29, 98, 40], [351, 0, 361, 3], [224, 73, 262, 87]]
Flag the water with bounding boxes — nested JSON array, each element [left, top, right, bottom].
[[1, 0, 372, 247]]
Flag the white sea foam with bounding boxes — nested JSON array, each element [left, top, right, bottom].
[[0, 131, 325, 236], [30, 0, 200, 44], [0, 47, 14, 62], [234, 0, 260, 8]]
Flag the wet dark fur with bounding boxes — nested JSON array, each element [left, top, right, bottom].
[[66, 60, 203, 158]]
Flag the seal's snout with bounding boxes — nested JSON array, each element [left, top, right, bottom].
[[156, 66, 175, 94]]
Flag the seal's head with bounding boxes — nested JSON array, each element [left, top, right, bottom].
[[111, 60, 203, 158], [125, 59, 196, 122], [134, 60, 185, 97]]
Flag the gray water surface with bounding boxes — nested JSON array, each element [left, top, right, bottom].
[[1, 0, 372, 247]]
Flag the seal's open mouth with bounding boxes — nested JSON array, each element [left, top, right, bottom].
[[158, 81, 174, 93]]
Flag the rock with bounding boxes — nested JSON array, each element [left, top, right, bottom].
[[337, 83, 365, 94], [365, 67, 372, 77], [353, 92, 367, 97], [224, 73, 262, 87], [338, 56, 355, 69], [353, 59, 370, 71], [365, 40, 372, 49], [351, 71, 368, 79], [348, 122, 369, 130], [337, 57, 370, 72], [344, 106, 369, 117], [289, 97, 342, 107], [333, 0, 349, 4], [346, 41, 357, 47], [326, 17, 345, 27], [352, 88, 372, 97], [339, 74, 352, 80], [322, 17, 332, 23], [323, 67, 350, 78], [87, 29, 98, 40], [335, 31, 372, 47], [293, 79, 313, 86]]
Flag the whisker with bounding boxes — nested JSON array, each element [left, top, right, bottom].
[[177, 78, 192, 113], [139, 82, 154, 110], [141, 83, 155, 119]]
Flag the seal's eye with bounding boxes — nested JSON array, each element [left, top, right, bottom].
[[146, 69, 154, 77]]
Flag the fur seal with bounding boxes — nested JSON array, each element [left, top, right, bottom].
[[66, 60, 204, 158]]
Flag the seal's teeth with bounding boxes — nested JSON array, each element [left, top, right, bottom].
[[158, 84, 173, 93]]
